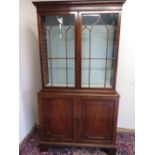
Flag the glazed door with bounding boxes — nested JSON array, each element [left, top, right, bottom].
[[39, 96, 75, 142], [39, 13, 77, 88], [79, 96, 115, 143], [80, 12, 119, 89]]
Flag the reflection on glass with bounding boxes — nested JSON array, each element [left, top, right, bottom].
[[44, 15, 75, 87], [81, 13, 118, 88]]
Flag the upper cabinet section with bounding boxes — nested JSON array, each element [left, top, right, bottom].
[[33, 0, 126, 89]]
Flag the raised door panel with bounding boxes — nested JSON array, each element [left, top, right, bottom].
[[40, 96, 75, 142], [80, 97, 115, 143]]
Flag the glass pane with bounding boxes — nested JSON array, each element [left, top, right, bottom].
[[90, 70, 105, 87], [43, 15, 75, 87], [91, 26, 107, 58], [82, 60, 89, 87], [91, 60, 105, 70], [47, 59, 66, 86], [90, 60, 105, 87], [51, 69, 67, 86], [82, 27, 89, 58], [67, 28, 75, 58], [105, 60, 114, 88], [68, 60, 75, 86], [81, 13, 118, 88]]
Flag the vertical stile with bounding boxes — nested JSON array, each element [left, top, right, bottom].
[[88, 30, 91, 88], [75, 12, 81, 88], [41, 18, 49, 86], [48, 27, 53, 86], [104, 26, 109, 88], [65, 30, 68, 87], [113, 13, 121, 89]]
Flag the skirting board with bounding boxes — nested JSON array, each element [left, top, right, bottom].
[[117, 127, 135, 133]]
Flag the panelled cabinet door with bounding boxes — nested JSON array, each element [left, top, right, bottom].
[[79, 97, 115, 143], [39, 96, 75, 142]]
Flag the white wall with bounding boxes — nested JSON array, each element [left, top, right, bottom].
[[19, 0, 41, 142], [116, 0, 135, 129], [19, 0, 135, 143]]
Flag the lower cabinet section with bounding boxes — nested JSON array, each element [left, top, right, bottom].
[[38, 90, 119, 151]]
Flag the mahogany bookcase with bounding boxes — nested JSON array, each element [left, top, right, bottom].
[[33, 1, 126, 154]]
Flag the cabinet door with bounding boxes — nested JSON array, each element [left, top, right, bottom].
[[80, 97, 115, 143], [81, 13, 119, 88], [39, 96, 75, 142], [39, 14, 76, 87]]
